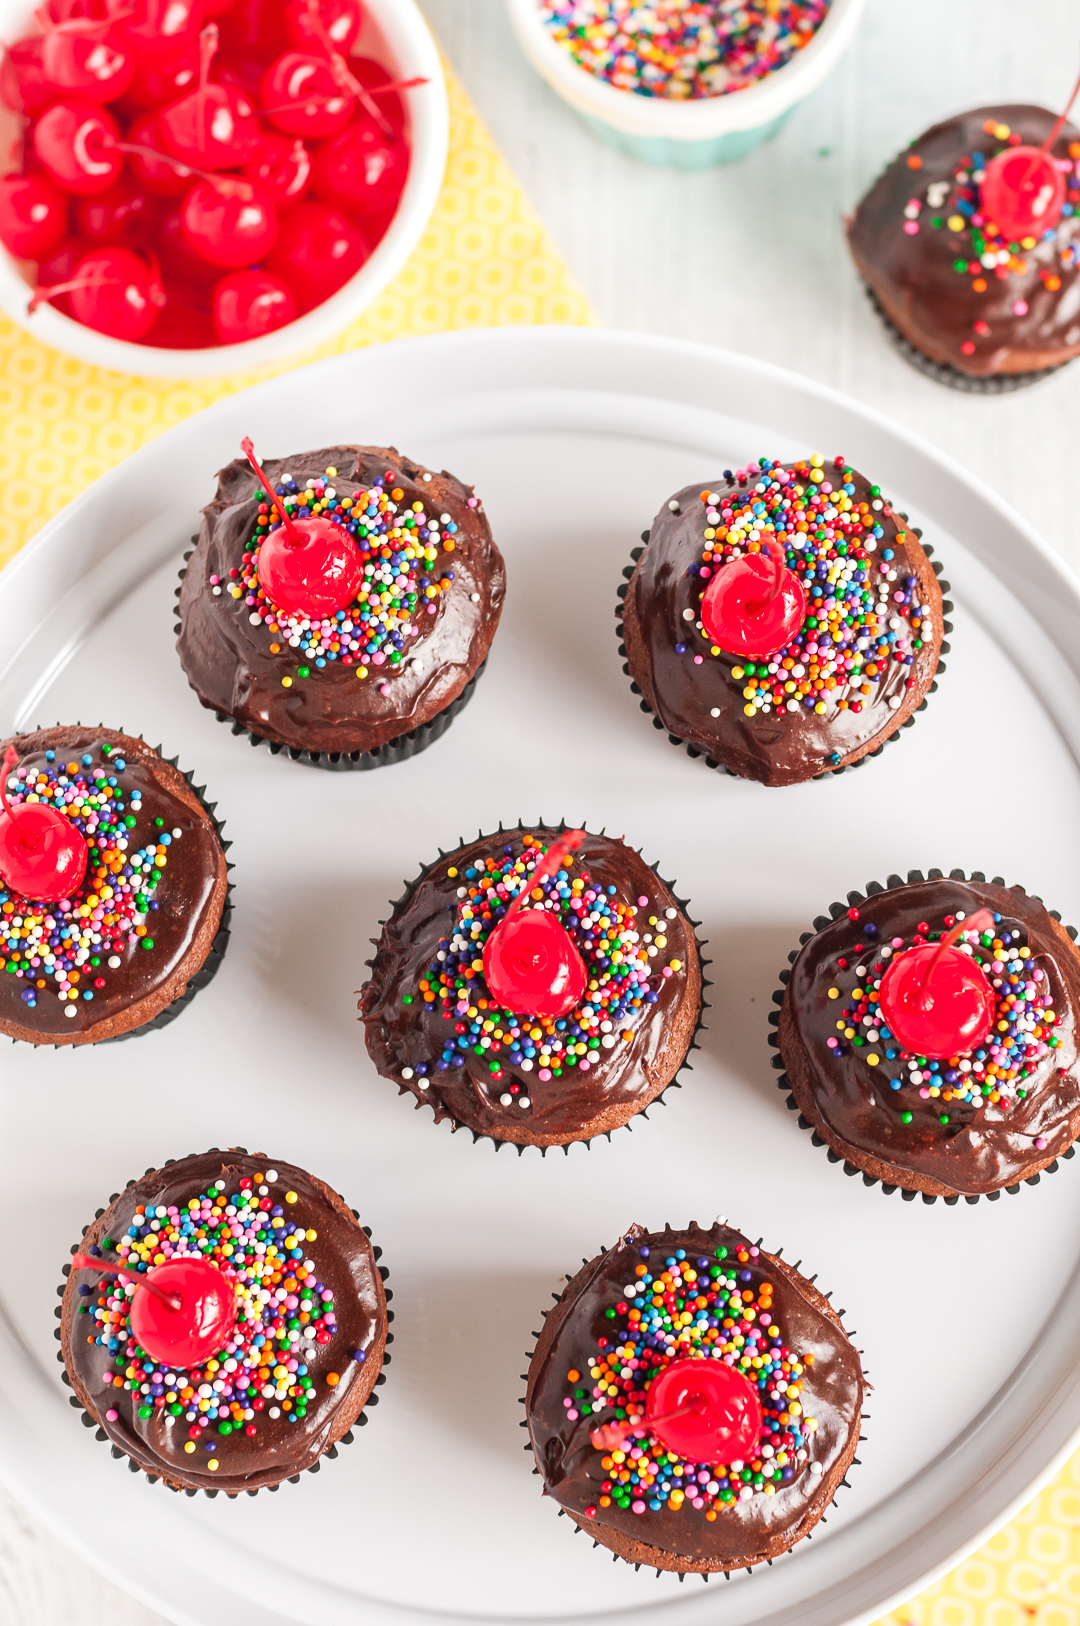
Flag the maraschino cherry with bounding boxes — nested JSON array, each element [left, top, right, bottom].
[[37, 10, 135, 103], [876, 908, 997, 1062], [180, 175, 278, 266], [481, 830, 588, 1020], [0, 37, 51, 115], [260, 50, 352, 139], [32, 99, 124, 195], [0, 745, 88, 902], [213, 267, 295, 340], [590, 1357, 763, 1464], [159, 23, 259, 170], [0, 174, 69, 259], [700, 544, 806, 660], [29, 246, 166, 340], [240, 435, 363, 616], [124, 32, 202, 112], [265, 200, 367, 310], [979, 64, 1080, 241], [312, 117, 408, 216], [285, 0, 362, 57], [75, 176, 159, 246], [243, 132, 311, 208], [71, 1250, 236, 1367], [126, 112, 197, 196]]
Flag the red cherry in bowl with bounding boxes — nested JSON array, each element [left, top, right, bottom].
[[127, 112, 196, 197], [645, 1358, 763, 1465], [285, 0, 362, 57], [32, 100, 123, 197], [213, 267, 296, 340], [160, 80, 260, 168], [0, 175, 69, 260], [156, 203, 221, 289], [260, 51, 352, 139], [115, 0, 202, 54], [311, 117, 408, 217], [142, 288, 215, 348], [243, 132, 311, 208], [75, 176, 159, 246], [700, 548, 807, 659], [219, 0, 289, 63], [127, 1256, 237, 1367], [980, 145, 1067, 241], [265, 200, 367, 310], [180, 176, 278, 267], [124, 33, 202, 111], [36, 239, 80, 312], [0, 748, 89, 903], [43, 246, 166, 339], [0, 37, 52, 114], [877, 928, 996, 1062], [241, 436, 363, 615], [482, 909, 587, 1019], [350, 57, 407, 135], [39, 26, 135, 103]]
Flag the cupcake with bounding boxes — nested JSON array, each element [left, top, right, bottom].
[[525, 1220, 865, 1575], [847, 105, 1080, 390], [359, 824, 703, 1148], [59, 1149, 390, 1495], [619, 455, 948, 786], [774, 870, 1080, 1200], [176, 442, 506, 769], [0, 727, 230, 1046]]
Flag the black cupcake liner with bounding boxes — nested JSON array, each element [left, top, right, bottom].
[[520, 1221, 868, 1580], [364, 819, 711, 1156], [55, 1147, 393, 1498], [175, 551, 485, 772], [767, 867, 1080, 1204], [863, 285, 1070, 394], [4, 729, 233, 1049], [616, 524, 952, 785]]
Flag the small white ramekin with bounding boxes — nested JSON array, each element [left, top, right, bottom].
[[504, 0, 867, 169], [0, 0, 448, 376]]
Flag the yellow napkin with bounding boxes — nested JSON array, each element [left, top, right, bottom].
[[0, 64, 593, 571]]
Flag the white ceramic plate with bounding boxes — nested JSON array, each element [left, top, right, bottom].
[[1, 327, 1080, 1626]]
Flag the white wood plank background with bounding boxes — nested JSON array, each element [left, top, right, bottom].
[[3, 0, 1077, 1618]]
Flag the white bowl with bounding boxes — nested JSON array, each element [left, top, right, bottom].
[[504, 0, 867, 168], [0, 0, 448, 376]]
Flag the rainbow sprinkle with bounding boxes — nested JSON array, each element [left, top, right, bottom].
[[540, 0, 830, 99], [564, 1239, 819, 1520], [78, 1170, 354, 1469]]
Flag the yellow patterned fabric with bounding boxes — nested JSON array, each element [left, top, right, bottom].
[[0, 63, 592, 571]]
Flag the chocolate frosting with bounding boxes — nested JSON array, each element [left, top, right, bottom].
[[848, 106, 1080, 376], [0, 728, 227, 1046], [780, 879, 1080, 1195], [622, 468, 942, 787], [527, 1222, 864, 1567], [61, 1151, 387, 1492], [359, 828, 701, 1145], [177, 445, 505, 754]]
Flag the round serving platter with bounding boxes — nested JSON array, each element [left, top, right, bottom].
[[1, 326, 1080, 1626]]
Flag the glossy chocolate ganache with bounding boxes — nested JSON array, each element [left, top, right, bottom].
[[359, 828, 702, 1147], [848, 106, 1080, 377], [177, 444, 505, 756], [779, 878, 1080, 1197], [0, 728, 227, 1046], [526, 1222, 864, 1572], [61, 1151, 388, 1493], [621, 457, 944, 787]]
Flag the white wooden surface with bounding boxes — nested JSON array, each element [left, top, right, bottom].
[[2, 0, 1078, 1618]]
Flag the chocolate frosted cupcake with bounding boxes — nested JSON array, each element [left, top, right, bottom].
[[848, 105, 1080, 389], [359, 824, 703, 1149], [59, 1149, 390, 1494], [177, 442, 505, 768], [0, 727, 229, 1046], [619, 455, 948, 787], [525, 1220, 865, 1575], [774, 871, 1080, 1200]]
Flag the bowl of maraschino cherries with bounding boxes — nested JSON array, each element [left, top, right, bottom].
[[0, 0, 447, 375]]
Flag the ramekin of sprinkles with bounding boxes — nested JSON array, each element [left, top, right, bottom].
[[504, 0, 867, 168]]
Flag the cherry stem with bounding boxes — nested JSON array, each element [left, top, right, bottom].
[[916, 908, 996, 1013], [301, 0, 396, 139], [114, 140, 232, 193], [1042, 59, 1080, 154], [257, 78, 426, 123], [196, 20, 219, 158], [501, 829, 586, 926], [590, 1400, 702, 1452], [240, 438, 304, 547], [745, 542, 788, 615], [28, 273, 121, 314], [71, 1252, 183, 1312], [0, 745, 17, 817]]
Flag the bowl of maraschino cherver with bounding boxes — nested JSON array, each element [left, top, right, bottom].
[[0, 0, 447, 375]]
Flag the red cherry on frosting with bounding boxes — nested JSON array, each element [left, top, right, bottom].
[[482, 909, 587, 1019], [980, 145, 1067, 241], [0, 747, 88, 903], [265, 200, 367, 310], [213, 267, 296, 340], [241, 436, 363, 616], [180, 176, 278, 267], [0, 175, 69, 260], [32, 100, 123, 196], [311, 117, 408, 217], [39, 25, 135, 103], [285, 0, 362, 57], [645, 1358, 763, 1465], [242, 132, 311, 208], [877, 913, 997, 1062], [260, 51, 352, 139], [75, 175, 159, 246], [0, 37, 51, 115], [700, 549, 807, 659], [127, 1256, 237, 1367]]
